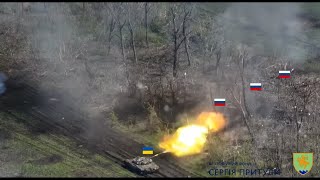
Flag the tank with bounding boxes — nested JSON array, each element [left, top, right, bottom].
[[124, 156, 159, 175]]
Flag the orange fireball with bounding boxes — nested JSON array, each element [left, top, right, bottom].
[[159, 112, 227, 157]]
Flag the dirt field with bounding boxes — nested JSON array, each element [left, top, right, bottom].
[[0, 79, 201, 177]]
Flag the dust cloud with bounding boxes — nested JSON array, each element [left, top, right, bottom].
[[220, 3, 307, 62]]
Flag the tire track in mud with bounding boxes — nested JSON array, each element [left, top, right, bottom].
[[0, 82, 198, 177]]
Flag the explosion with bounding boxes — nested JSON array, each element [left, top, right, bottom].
[[159, 112, 227, 157]]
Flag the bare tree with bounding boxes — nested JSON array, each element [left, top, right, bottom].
[[110, 4, 127, 62], [228, 45, 254, 143], [182, 5, 193, 66], [204, 15, 226, 77], [169, 4, 192, 77], [127, 20, 137, 63], [108, 3, 131, 93], [105, 4, 116, 55], [126, 3, 142, 63], [144, 3, 152, 48], [284, 76, 319, 151]]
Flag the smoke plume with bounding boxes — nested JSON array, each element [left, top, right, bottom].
[[220, 3, 307, 62]]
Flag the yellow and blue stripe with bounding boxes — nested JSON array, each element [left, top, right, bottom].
[[142, 147, 154, 155]]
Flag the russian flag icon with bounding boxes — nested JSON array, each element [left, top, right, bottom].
[[250, 83, 262, 91], [214, 98, 226, 106], [279, 70, 291, 79]]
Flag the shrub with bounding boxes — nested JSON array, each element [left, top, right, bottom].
[[146, 103, 163, 132], [135, 28, 167, 47], [109, 111, 119, 128], [149, 16, 168, 35]]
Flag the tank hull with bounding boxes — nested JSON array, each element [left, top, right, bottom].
[[123, 157, 159, 175]]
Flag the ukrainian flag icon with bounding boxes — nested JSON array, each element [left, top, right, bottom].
[[142, 147, 154, 155]]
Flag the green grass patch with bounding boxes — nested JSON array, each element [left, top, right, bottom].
[[0, 110, 136, 177], [20, 163, 71, 177]]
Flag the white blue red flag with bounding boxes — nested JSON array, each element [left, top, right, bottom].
[[279, 70, 291, 79], [214, 98, 226, 106], [250, 83, 262, 91]]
